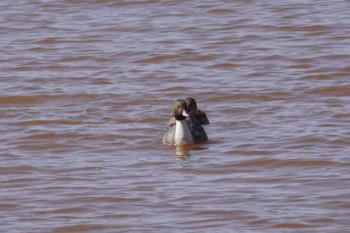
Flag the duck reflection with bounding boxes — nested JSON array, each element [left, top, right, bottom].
[[174, 144, 208, 159]]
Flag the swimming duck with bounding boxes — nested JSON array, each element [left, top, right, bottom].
[[163, 99, 208, 145], [163, 99, 193, 145]]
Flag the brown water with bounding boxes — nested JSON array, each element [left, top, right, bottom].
[[1, 0, 350, 232]]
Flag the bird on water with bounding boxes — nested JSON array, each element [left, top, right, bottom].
[[163, 98, 208, 145]]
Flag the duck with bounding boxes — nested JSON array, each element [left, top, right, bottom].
[[185, 97, 210, 125], [163, 99, 193, 145], [163, 99, 208, 145], [168, 97, 210, 126]]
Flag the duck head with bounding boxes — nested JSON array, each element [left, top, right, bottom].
[[173, 99, 189, 120], [185, 97, 197, 117]]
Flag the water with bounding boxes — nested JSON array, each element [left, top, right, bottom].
[[1, 0, 350, 232]]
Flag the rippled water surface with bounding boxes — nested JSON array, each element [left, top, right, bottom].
[[1, 0, 350, 232]]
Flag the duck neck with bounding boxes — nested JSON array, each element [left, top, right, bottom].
[[175, 119, 193, 145]]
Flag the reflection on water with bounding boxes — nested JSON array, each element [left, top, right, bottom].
[[1, 0, 350, 232], [174, 144, 208, 159]]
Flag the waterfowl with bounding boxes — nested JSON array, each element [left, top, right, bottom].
[[185, 97, 210, 125], [164, 99, 208, 145], [168, 97, 209, 126], [163, 99, 193, 145]]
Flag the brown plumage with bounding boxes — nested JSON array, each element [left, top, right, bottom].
[[168, 97, 209, 126], [166, 98, 208, 144], [185, 97, 210, 125]]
